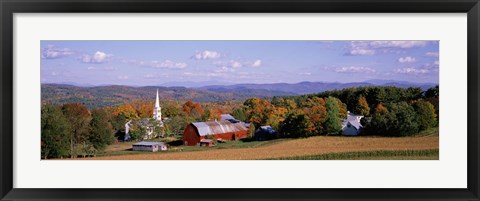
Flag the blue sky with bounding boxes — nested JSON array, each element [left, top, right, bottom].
[[41, 41, 439, 86]]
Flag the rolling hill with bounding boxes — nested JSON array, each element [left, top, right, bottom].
[[41, 84, 295, 108], [42, 80, 436, 109], [198, 80, 436, 95]]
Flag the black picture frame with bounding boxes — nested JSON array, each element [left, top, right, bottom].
[[1, 0, 479, 200]]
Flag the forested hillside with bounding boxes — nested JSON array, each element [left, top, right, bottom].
[[41, 84, 295, 109]]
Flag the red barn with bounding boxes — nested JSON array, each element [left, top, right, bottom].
[[183, 120, 248, 146]]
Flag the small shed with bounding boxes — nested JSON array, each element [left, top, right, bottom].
[[220, 114, 236, 121], [199, 139, 215, 147], [255, 126, 278, 141], [132, 141, 167, 152]]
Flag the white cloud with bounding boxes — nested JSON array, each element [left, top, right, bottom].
[[87, 66, 117, 71], [398, 56, 416, 63], [215, 66, 235, 73], [348, 41, 429, 56], [81, 51, 113, 64], [193, 50, 221, 60], [349, 48, 375, 56], [252, 59, 262, 67], [124, 59, 187, 69], [299, 72, 312, 76], [144, 74, 156, 78], [396, 67, 429, 75], [368, 41, 428, 49], [214, 60, 241, 70], [425, 52, 439, 57], [335, 66, 376, 73], [117, 75, 129, 80], [41, 45, 74, 59], [231, 61, 242, 68], [149, 60, 187, 69]]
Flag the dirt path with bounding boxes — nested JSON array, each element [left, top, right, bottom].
[[80, 135, 439, 160]]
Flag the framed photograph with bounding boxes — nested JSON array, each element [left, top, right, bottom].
[[1, 0, 479, 201]]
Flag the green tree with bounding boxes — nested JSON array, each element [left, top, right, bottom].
[[280, 109, 311, 138], [324, 97, 342, 135], [424, 85, 439, 122], [232, 107, 247, 122], [88, 108, 115, 153], [248, 124, 256, 138], [363, 103, 389, 135], [413, 100, 437, 130], [365, 102, 419, 136], [201, 108, 212, 121], [167, 115, 192, 135], [424, 85, 439, 98], [41, 104, 71, 159], [388, 102, 419, 136], [62, 103, 91, 158]]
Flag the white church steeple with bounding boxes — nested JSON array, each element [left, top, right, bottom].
[[153, 89, 162, 121]]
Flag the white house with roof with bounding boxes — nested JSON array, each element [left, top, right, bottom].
[[342, 111, 364, 136]]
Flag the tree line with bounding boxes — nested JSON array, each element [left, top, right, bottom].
[[234, 85, 439, 138], [41, 103, 115, 159]]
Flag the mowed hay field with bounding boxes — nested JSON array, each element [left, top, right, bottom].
[[81, 133, 439, 160]]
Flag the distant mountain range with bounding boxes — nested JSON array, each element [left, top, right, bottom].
[[41, 80, 437, 108], [197, 80, 436, 95], [41, 84, 295, 109]]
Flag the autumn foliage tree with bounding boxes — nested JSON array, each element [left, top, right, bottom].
[[243, 97, 272, 128], [112, 103, 138, 120], [301, 97, 327, 135], [61, 103, 91, 158], [130, 100, 154, 118], [356, 96, 370, 116], [182, 100, 204, 119]]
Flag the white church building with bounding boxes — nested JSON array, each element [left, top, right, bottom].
[[153, 89, 162, 121], [124, 90, 164, 141]]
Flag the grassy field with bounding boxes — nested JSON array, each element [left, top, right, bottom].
[[77, 128, 439, 160], [268, 149, 439, 160]]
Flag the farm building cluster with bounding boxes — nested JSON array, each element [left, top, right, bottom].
[[128, 90, 366, 151]]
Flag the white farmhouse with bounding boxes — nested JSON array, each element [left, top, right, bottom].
[[341, 112, 364, 136]]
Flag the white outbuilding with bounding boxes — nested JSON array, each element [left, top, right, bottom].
[[341, 112, 364, 136], [132, 141, 167, 152]]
